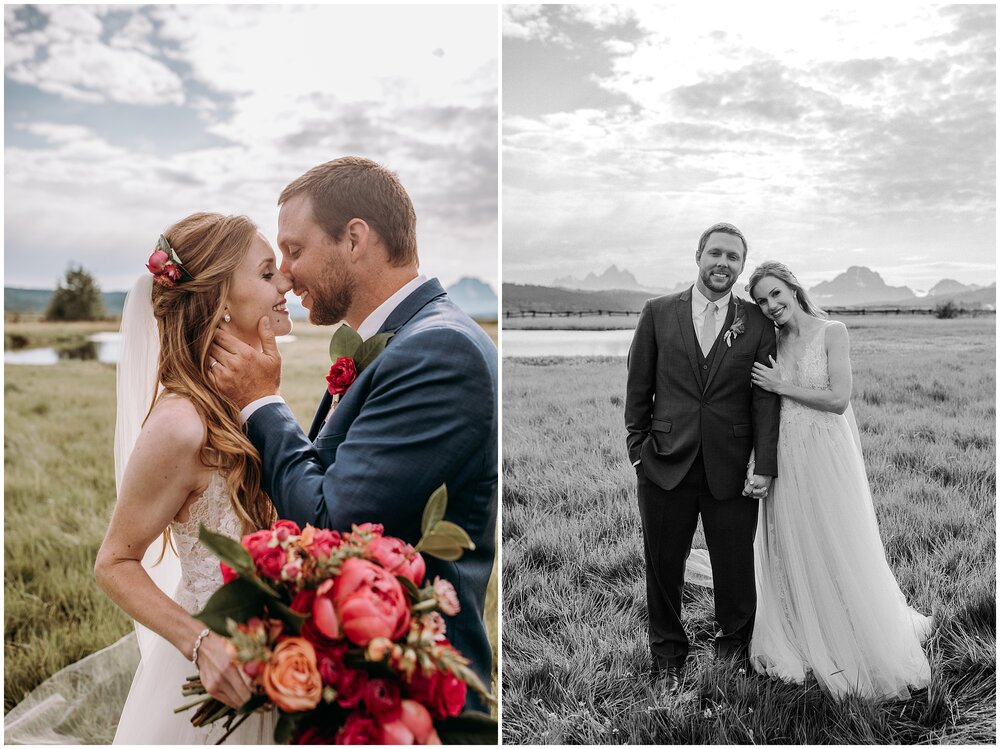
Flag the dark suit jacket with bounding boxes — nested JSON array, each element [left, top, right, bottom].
[[625, 287, 779, 500], [246, 278, 498, 700]]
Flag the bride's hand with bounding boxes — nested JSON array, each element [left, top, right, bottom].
[[196, 632, 253, 709], [751, 356, 785, 394]]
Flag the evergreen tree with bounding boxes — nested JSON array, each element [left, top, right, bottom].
[[45, 265, 108, 321]]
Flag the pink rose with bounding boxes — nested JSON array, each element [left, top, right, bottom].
[[379, 699, 442, 744], [364, 678, 402, 719], [407, 668, 466, 720], [274, 519, 301, 542], [336, 667, 369, 709], [255, 545, 286, 580], [300, 525, 341, 559], [242, 529, 273, 557], [311, 579, 342, 640], [367, 536, 426, 586], [146, 250, 169, 274], [219, 561, 238, 584], [333, 558, 411, 646], [326, 357, 358, 396], [335, 713, 381, 745]]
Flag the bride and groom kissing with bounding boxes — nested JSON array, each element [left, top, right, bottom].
[[94, 157, 497, 743], [626, 223, 933, 701]]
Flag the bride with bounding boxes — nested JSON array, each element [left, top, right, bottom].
[[94, 212, 292, 743], [744, 260, 932, 700]]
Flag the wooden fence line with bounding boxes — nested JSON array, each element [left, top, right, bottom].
[[503, 307, 994, 318]]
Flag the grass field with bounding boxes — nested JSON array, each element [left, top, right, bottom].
[[4, 319, 498, 718], [501, 316, 995, 744]]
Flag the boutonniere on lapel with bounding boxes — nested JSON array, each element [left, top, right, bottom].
[[325, 324, 394, 409], [724, 298, 746, 348]]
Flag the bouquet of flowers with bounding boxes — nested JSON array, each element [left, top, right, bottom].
[[176, 486, 495, 744]]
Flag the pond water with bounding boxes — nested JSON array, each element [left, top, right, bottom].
[[503, 329, 635, 357], [5, 333, 297, 366]]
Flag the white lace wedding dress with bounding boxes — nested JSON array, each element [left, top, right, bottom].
[[749, 321, 933, 699], [112, 472, 277, 744]]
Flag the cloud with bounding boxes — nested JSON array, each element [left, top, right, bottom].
[[5, 6, 185, 105]]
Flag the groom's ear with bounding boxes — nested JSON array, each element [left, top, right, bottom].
[[344, 218, 371, 261]]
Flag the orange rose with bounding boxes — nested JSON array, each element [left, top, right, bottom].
[[261, 637, 322, 712]]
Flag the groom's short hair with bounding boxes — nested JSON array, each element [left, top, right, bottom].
[[697, 222, 748, 261], [279, 157, 418, 266]]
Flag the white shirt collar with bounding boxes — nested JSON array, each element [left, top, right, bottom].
[[691, 283, 731, 313], [356, 274, 427, 341]]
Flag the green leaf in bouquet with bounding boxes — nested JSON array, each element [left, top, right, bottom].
[[353, 331, 394, 372], [435, 711, 498, 745], [195, 578, 274, 635], [274, 711, 302, 744], [417, 520, 476, 560], [328, 324, 363, 362], [397, 574, 421, 602], [421, 483, 448, 536], [267, 597, 309, 636], [198, 524, 255, 577], [449, 662, 495, 706]]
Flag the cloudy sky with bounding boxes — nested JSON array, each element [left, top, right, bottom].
[[5, 4, 497, 293], [503, 4, 995, 294]]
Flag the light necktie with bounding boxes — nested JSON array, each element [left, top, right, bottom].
[[701, 301, 718, 356]]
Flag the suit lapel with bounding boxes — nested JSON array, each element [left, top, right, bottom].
[[675, 288, 704, 386], [308, 389, 332, 441], [702, 299, 737, 394], [378, 278, 447, 335]]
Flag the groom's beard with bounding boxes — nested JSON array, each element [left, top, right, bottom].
[[308, 263, 358, 326], [699, 265, 739, 295]]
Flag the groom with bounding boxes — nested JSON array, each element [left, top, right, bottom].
[[625, 222, 779, 694], [210, 157, 498, 703]]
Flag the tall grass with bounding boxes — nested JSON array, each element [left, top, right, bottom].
[[501, 317, 995, 744], [5, 320, 498, 715]]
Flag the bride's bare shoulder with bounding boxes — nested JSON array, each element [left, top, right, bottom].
[[141, 394, 206, 454]]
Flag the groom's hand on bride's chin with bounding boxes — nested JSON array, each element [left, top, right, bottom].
[[209, 316, 282, 408]]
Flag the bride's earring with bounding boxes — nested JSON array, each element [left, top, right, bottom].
[[224, 311, 231, 323]]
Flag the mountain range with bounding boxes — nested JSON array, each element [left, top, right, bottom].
[[4, 277, 498, 321], [541, 264, 994, 309]]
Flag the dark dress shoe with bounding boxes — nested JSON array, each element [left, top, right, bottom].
[[663, 664, 683, 694]]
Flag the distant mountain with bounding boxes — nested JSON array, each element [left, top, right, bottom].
[[5, 287, 127, 315], [926, 279, 981, 296], [503, 283, 659, 314], [895, 283, 996, 308], [446, 277, 497, 320], [552, 264, 654, 292], [808, 267, 916, 307]]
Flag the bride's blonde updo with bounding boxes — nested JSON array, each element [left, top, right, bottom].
[[747, 261, 827, 319], [150, 212, 276, 536]]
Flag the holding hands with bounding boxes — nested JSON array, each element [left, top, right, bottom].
[[751, 355, 785, 395]]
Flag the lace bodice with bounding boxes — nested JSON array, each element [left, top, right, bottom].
[[169, 472, 242, 613], [777, 322, 839, 427]]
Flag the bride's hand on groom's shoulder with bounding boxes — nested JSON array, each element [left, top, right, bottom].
[[209, 316, 282, 408]]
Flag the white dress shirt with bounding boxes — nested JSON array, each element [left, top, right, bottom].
[[691, 284, 731, 353], [239, 274, 428, 423]]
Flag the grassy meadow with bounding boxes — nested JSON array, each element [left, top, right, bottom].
[[501, 316, 995, 744], [4, 319, 498, 717]]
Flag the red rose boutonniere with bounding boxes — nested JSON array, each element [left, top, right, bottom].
[[724, 298, 746, 348], [323, 324, 394, 407]]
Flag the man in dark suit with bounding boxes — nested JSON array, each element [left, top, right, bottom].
[[624, 222, 779, 694], [210, 157, 497, 704]]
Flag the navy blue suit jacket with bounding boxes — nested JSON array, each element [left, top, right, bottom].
[[246, 278, 498, 704]]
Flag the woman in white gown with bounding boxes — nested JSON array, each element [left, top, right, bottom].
[[744, 261, 932, 700], [93, 212, 293, 742]]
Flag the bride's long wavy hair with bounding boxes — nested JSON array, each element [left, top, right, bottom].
[[747, 261, 827, 319], [148, 212, 276, 550]]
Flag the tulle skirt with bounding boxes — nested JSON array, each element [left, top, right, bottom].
[[750, 406, 932, 700], [114, 632, 277, 744]]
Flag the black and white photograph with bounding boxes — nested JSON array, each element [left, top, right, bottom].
[[4, 4, 498, 744], [501, 4, 995, 744]]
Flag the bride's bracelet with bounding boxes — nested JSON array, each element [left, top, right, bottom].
[[191, 627, 212, 668]]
